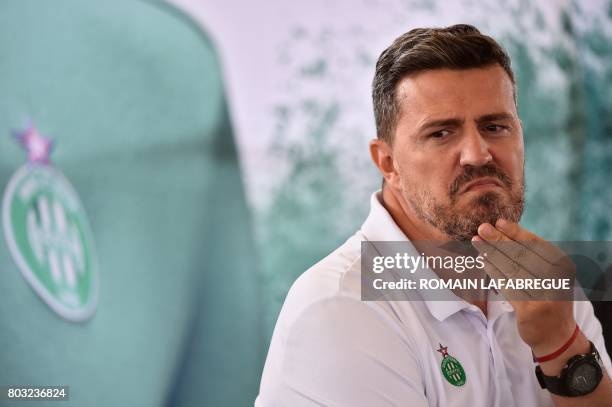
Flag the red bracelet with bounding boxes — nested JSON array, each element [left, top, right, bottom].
[[534, 324, 580, 363]]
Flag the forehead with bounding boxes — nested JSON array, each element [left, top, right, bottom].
[[395, 65, 517, 125]]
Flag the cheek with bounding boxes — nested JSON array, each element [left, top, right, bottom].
[[512, 150, 525, 181], [493, 143, 524, 179], [399, 156, 453, 195]]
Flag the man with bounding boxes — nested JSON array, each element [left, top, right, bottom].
[[256, 24, 612, 406]]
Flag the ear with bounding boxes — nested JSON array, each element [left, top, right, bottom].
[[369, 138, 401, 189]]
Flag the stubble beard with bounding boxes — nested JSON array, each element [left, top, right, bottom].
[[402, 165, 525, 241]]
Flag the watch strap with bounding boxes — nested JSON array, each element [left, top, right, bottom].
[[535, 341, 602, 397], [536, 364, 570, 396]]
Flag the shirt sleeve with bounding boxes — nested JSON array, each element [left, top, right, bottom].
[[575, 300, 612, 376], [257, 296, 428, 407]]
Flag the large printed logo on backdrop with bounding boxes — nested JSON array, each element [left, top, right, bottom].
[[2, 124, 98, 321]]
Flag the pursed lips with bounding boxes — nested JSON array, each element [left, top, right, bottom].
[[460, 177, 504, 193]]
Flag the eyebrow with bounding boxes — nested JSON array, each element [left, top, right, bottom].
[[417, 112, 515, 132], [476, 113, 515, 123]]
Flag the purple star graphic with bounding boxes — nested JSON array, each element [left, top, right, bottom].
[[13, 123, 53, 164]]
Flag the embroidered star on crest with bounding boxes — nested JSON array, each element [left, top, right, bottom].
[[13, 123, 53, 164], [436, 343, 449, 358]]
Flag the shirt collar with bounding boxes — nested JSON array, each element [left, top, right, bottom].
[[360, 190, 512, 322], [360, 190, 410, 243]]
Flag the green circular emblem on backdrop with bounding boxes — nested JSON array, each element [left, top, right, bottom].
[[441, 355, 467, 387], [2, 164, 98, 321]]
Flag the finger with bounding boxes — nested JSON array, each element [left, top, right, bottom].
[[476, 223, 550, 280], [472, 235, 532, 283], [492, 221, 576, 281], [494, 219, 570, 266], [473, 236, 575, 301], [471, 236, 534, 301]]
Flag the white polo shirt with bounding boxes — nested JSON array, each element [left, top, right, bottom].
[[256, 191, 612, 407]]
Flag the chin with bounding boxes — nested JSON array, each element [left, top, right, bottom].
[[474, 191, 503, 207], [459, 191, 502, 213], [464, 193, 507, 226], [468, 191, 522, 224]]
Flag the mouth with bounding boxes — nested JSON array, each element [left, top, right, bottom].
[[460, 177, 504, 193]]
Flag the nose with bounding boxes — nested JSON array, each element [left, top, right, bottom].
[[459, 126, 492, 167]]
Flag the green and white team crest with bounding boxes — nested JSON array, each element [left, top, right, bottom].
[[2, 125, 98, 321], [437, 343, 467, 387]]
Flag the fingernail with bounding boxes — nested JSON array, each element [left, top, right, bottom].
[[480, 224, 496, 238]]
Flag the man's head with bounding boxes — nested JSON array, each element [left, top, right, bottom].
[[370, 24, 525, 241]]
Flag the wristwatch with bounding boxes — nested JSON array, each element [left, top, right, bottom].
[[535, 341, 604, 397]]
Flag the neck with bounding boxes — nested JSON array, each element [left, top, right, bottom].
[[380, 186, 488, 316]]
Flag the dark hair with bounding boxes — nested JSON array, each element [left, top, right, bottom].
[[372, 24, 515, 144]]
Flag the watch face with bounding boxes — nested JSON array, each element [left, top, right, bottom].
[[567, 359, 602, 396]]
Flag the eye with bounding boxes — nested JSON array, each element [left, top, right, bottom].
[[483, 124, 508, 133], [429, 130, 451, 139]]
